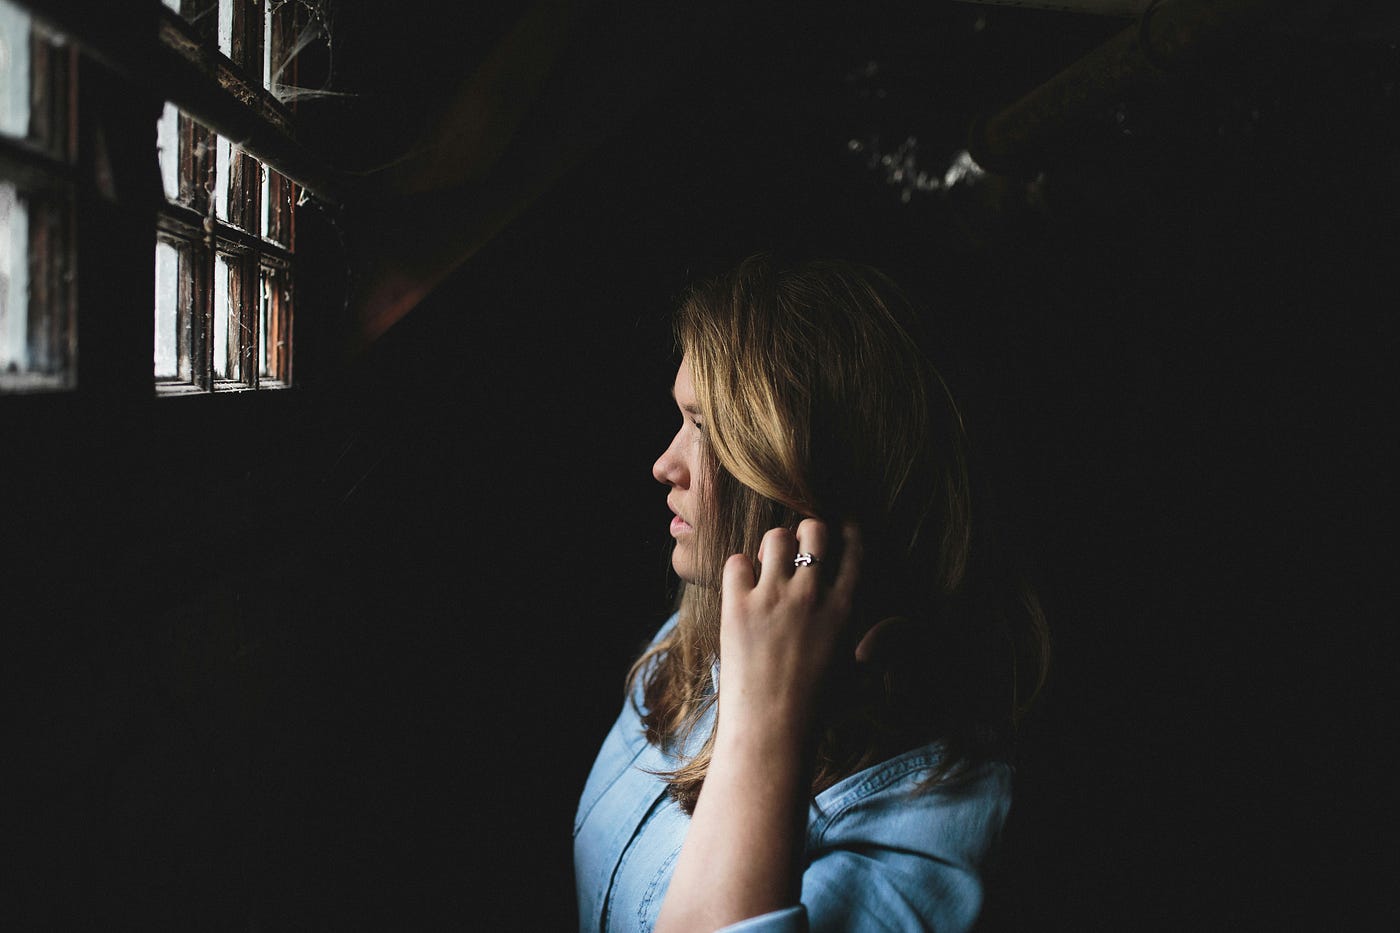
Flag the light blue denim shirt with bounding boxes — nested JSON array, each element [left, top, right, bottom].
[[575, 615, 1013, 933]]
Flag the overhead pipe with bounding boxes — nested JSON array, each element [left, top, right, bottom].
[[966, 0, 1306, 176]]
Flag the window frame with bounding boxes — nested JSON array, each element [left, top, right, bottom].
[[154, 0, 301, 395], [0, 6, 77, 393], [2, 0, 341, 399]]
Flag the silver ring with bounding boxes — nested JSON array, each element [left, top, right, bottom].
[[793, 553, 821, 568]]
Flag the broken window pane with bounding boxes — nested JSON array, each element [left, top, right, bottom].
[[0, 0, 32, 139], [153, 241, 179, 378]]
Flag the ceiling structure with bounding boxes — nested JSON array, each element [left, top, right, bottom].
[[282, 0, 1399, 349]]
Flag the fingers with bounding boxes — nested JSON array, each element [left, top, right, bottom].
[[740, 519, 860, 596], [757, 526, 798, 582], [793, 518, 829, 560], [754, 519, 834, 582], [791, 518, 829, 585], [722, 552, 757, 596]]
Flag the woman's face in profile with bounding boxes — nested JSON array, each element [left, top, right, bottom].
[[653, 354, 709, 584]]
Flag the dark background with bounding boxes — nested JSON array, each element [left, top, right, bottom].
[[4, 1, 1395, 929]]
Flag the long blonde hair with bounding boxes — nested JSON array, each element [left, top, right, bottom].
[[630, 256, 1048, 813]]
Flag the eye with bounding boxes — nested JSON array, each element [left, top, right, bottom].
[[690, 417, 705, 433]]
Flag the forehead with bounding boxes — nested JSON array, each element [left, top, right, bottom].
[[671, 354, 700, 409]]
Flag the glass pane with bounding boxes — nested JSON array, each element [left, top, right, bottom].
[[0, 183, 72, 392], [214, 135, 231, 221], [260, 161, 269, 237], [259, 266, 288, 381], [153, 241, 179, 378], [0, 179, 29, 372], [258, 268, 268, 375], [213, 253, 231, 378], [157, 103, 180, 202], [264, 165, 293, 246], [218, 0, 233, 59], [0, 0, 32, 139], [262, 1, 272, 90]]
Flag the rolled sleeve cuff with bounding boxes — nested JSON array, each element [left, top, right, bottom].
[[716, 906, 808, 932]]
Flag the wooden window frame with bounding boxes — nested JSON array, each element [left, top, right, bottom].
[[3, 0, 340, 399], [156, 0, 300, 395], [0, 7, 77, 393]]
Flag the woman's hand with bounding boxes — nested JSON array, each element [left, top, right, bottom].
[[717, 519, 863, 736], [655, 520, 862, 933]]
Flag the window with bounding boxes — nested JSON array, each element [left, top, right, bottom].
[[0, 0, 334, 396], [155, 0, 302, 394], [0, 0, 74, 393], [154, 109, 297, 392]]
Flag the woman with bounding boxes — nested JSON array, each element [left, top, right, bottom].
[[575, 257, 1048, 932]]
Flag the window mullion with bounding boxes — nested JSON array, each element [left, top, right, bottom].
[[231, 249, 257, 387], [186, 236, 213, 389]]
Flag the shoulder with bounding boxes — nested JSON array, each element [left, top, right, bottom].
[[808, 744, 1013, 867], [794, 747, 1013, 932]]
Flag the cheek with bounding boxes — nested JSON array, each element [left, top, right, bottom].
[[690, 463, 710, 511]]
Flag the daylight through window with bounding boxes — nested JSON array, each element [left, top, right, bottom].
[[156, 0, 301, 394], [1, 0, 315, 396]]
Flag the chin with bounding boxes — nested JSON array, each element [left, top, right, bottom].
[[670, 544, 701, 586]]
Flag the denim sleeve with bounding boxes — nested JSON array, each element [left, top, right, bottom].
[[699, 839, 989, 933], [805, 754, 1011, 933], [712, 754, 1011, 933], [710, 835, 987, 933], [797, 847, 983, 933]]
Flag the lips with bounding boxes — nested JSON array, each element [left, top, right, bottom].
[[667, 499, 693, 534]]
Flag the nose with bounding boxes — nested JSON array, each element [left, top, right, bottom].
[[652, 428, 689, 488]]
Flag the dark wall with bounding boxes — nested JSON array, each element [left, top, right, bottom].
[[296, 15, 1394, 927], [5, 5, 1394, 930]]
